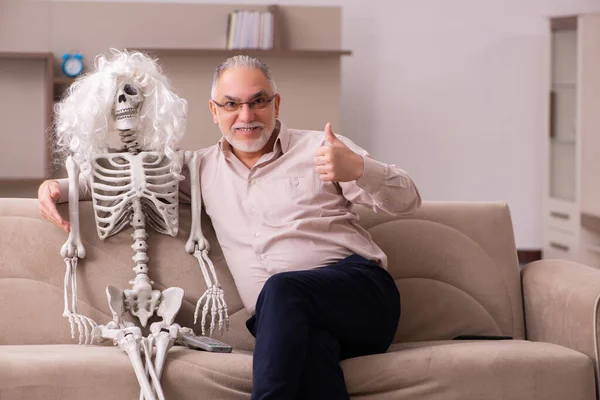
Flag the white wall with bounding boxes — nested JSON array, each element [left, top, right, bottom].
[[339, 0, 599, 250], [50, 0, 600, 249]]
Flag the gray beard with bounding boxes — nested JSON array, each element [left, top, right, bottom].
[[226, 129, 272, 152]]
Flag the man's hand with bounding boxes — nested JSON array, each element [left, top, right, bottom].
[[314, 123, 364, 182], [38, 180, 70, 232]]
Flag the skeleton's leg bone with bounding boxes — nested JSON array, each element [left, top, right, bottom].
[[117, 331, 157, 400], [153, 331, 174, 380], [139, 335, 154, 400], [144, 287, 184, 400], [140, 338, 166, 400], [137, 337, 165, 400]]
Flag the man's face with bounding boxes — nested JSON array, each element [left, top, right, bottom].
[[209, 67, 280, 153]]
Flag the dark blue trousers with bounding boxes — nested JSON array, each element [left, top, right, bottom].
[[245, 254, 401, 400]]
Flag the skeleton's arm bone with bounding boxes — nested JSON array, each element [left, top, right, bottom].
[[61, 157, 86, 258], [56, 176, 92, 203], [183, 150, 208, 253]]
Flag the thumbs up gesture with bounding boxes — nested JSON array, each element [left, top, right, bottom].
[[314, 123, 364, 182]]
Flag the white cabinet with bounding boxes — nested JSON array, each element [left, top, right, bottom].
[[543, 14, 600, 268]]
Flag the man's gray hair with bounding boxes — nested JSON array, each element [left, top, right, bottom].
[[211, 55, 278, 99]]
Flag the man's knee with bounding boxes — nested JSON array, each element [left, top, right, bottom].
[[255, 271, 310, 314], [261, 271, 298, 297]]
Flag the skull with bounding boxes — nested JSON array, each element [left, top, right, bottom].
[[113, 79, 143, 131]]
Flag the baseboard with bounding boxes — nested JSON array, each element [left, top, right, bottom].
[[517, 249, 541, 265]]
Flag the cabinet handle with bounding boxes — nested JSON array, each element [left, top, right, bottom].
[[549, 242, 570, 252], [549, 90, 556, 138], [550, 211, 570, 220]]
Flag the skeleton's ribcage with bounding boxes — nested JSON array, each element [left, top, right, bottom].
[[91, 152, 179, 239]]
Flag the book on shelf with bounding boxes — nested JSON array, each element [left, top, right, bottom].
[[226, 9, 274, 50]]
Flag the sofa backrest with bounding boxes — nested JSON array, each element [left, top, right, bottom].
[[356, 201, 525, 344], [0, 199, 524, 351]]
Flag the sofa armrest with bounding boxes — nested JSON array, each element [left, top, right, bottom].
[[522, 259, 600, 363]]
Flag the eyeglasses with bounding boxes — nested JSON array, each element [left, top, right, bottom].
[[212, 93, 277, 112]]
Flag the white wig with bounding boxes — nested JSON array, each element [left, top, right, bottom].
[[54, 49, 187, 178]]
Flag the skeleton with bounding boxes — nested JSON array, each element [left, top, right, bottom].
[[54, 50, 229, 400]]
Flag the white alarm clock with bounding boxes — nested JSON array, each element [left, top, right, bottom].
[[61, 53, 84, 78]]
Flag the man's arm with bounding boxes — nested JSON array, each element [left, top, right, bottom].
[[38, 176, 91, 232], [314, 123, 421, 216], [339, 147, 422, 216]]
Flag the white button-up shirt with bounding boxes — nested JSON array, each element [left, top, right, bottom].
[[180, 121, 421, 313]]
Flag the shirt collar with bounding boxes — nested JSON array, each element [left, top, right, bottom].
[[218, 119, 290, 154], [273, 120, 291, 154]]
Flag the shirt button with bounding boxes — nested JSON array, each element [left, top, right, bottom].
[[251, 208, 257, 214], [250, 179, 257, 185], [260, 254, 266, 259], [255, 232, 261, 237], [293, 180, 299, 186]]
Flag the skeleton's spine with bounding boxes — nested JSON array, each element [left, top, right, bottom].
[[131, 198, 149, 276], [119, 130, 141, 154]]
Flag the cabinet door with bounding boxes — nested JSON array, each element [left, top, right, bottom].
[[579, 14, 600, 218], [549, 26, 578, 202]]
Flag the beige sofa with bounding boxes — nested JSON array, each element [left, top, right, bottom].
[[1, 198, 599, 399]]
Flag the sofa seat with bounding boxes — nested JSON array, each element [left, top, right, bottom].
[[342, 340, 596, 400], [1, 339, 595, 400], [0, 344, 253, 400]]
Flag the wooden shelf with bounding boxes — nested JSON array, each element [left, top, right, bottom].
[[51, 47, 352, 86], [54, 76, 75, 85], [0, 52, 52, 60], [136, 48, 352, 58], [52, 48, 352, 86]]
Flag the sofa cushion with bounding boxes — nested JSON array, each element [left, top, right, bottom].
[[343, 340, 595, 400], [0, 344, 253, 400], [1, 340, 594, 400], [357, 201, 526, 344]]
